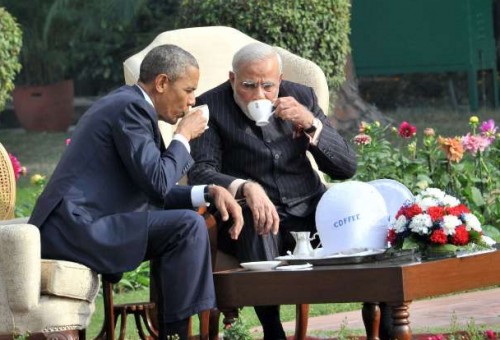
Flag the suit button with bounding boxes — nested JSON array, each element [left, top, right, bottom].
[[274, 154, 280, 160]]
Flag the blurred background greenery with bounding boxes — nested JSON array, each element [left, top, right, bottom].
[[2, 0, 500, 337]]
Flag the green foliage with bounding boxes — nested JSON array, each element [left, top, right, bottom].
[[115, 261, 150, 293], [350, 116, 500, 235], [3, 0, 72, 85], [222, 315, 253, 340], [178, 0, 351, 92], [0, 7, 22, 111]]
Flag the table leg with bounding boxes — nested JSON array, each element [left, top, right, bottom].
[[295, 304, 309, 340], [379, 303, 393, 339], [362, 302, 381, 340], [387, 302, 412, 340]]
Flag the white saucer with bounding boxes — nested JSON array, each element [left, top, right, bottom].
[[240, 261, 281, 271], [275, 263, 313, 271]]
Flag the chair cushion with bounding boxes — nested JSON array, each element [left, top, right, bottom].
[[0, 294, 96, 335], [41, 259, 100, 302]]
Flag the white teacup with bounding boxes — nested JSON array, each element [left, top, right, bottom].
[[247, 99, 274, 126], [190, 104, 209, 129]]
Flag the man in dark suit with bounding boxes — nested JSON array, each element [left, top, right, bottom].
[[188, 42, 357, 339], [29, 44, 243, 340]]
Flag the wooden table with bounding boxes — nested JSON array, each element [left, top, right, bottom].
[[213, 250, 500, 340]]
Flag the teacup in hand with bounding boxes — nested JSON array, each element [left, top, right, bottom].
[[190, 104, 209, 129], [247, 99, 274, 126]]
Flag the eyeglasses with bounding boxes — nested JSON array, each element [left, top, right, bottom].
[[240, 80, 277, 92]]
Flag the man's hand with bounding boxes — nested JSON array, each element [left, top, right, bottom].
[[175, 108, 207, 141], [209, 185, 244, 240], [273, 96, 315, 130], [242, 182, 279, 235]]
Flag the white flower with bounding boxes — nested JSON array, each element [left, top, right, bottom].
[[481, 235, 496, 246], [393, 215, 408, 233], [418, 197, 439, 210], [408, 213, 433, 235], [462, 213, 482, 232], [419, 188, 446, 200], [442, 194, 461, 207], [441, 215, 462, 235]]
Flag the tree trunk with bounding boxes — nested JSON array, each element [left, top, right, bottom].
[[331, 54, 388, 134]]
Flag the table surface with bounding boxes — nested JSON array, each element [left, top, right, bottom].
[[213, 250, 500, 308]]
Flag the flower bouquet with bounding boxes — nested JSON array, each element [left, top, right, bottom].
[[387, 188, 495, 259]]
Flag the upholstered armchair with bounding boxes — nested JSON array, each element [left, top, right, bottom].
[[123, 26, 331, 338], [0, 142, 100, 339]]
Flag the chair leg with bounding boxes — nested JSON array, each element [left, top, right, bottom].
[[142, 308, 159, 339], [295, 303, 309, 340], [94, 280, 116, 340], [117, 308, 127, 340], [135, 310, 148, 340], [198, 310, 211, 340]]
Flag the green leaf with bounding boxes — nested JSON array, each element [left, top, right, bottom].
[[470, 186, 486, 206]]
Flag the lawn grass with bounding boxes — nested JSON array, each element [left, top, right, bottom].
[[2, 105, 500, 338]]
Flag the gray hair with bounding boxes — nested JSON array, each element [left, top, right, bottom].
[[232, 42, 283, 74], [139, 44, 199, 83]]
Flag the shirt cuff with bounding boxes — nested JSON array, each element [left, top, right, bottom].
[[309, 119, 323, 146], [228, 179, 247, 197], [173, 133, 191, 153], [191, 185, 207, 207]]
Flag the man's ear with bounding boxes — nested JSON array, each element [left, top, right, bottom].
[[229, 71, 235, 86], [155, 74, 169, 93]]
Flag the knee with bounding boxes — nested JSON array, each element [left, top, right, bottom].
[[183, 210, 208, 237]]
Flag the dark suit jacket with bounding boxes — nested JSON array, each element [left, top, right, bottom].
[[29, 85, 194, 273], [188, 80, 357, 216]]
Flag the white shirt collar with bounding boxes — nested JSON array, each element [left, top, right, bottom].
[[136, 84, 154, 108]]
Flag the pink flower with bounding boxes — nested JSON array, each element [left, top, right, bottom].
[[398, 121, 417, 138], [480, 119, 497, 141], [485, 329, 496, 339], [8, 153, 23, 181], [461, 133, 491, 155], [423, 128, 435, 137], [353, 133, 372, 145], [65, 138, 72, 146]]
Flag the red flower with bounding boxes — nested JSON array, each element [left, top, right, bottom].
[[400, 204, 423, 219], [452, 225, 469, 245], [427, 206, 445, 222], [398, 121, 417, 138], [446, 204, 470, 216], [387, 229, 397, 245], [430, 229, 447, 244]]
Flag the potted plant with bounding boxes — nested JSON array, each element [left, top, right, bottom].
[[1, 1, 75, 132]]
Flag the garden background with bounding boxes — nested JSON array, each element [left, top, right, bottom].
[[2, 0, 500, 338]]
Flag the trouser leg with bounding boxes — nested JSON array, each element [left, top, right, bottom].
[[254, 305, 287, 340], [145, 209, 215, 339]]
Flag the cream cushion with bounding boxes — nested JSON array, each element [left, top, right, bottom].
[[0, 223, 98, 335], [41, 260, 100, 302]]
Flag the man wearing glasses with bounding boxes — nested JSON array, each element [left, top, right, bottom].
[[188, 42, 357, 339]]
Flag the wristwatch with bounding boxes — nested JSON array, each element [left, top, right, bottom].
[[304, 118, 320, 134], [204, 184, 215, 204]]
